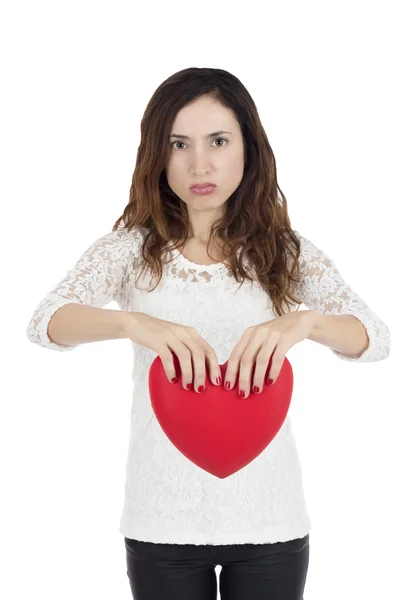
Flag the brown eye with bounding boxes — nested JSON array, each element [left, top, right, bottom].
[[213, 137, 228, 147], [170, 137, 228, 150], [170, 141, 186, 149]]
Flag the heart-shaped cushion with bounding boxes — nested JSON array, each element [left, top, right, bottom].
[[148, 353, 293, 478]]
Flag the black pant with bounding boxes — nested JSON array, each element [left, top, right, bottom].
[[124, 533, 309, 600]]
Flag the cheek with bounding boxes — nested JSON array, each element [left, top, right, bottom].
[[164, 162, 182, 189], [225, 155, 244, 184], [165, 157, 185, 182]]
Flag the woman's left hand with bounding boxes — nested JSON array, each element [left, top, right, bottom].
[[224, 310, 318, 398]]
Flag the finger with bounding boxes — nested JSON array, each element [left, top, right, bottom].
[[158, 347, 183, 384], [224, 330, 253, 390], [201, 344, 222, 386], [187, 345, 207, 393], [189, 330, 222, 387], [171, 331, 207, 393], [237, 340, 263, 398], [164, 339, 193, 388], [264, 345, 287, 385], [252, 340, 278, 394]]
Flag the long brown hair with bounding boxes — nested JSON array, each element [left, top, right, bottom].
[[112, 67, 303, 318]]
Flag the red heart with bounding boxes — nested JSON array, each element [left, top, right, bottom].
[[148, 354, 293, 478]]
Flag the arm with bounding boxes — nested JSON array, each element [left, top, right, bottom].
[[26, 226, 142, 351], [307, 313, 370, 359], [47, 303, 133, 347], [291, 231, 391, 362]]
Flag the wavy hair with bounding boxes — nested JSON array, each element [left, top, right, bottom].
[[112, 67, 303, 317]]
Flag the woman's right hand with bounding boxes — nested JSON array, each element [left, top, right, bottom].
[[123, 312, 222, 393]]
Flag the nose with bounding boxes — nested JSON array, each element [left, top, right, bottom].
[[190, 152, 213, 173]]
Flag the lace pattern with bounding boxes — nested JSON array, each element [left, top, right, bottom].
[[26, 225, 390, 545]]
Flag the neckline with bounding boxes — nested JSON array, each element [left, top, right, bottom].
[[168, 242, 229, 271]]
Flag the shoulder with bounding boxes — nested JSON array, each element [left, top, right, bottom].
[[286, 229, 319, 276], [291, 229, 318, 258], [291, 229, 304, 244], [99, 223, 147, 252]]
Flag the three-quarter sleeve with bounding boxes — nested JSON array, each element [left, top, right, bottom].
[[26, 226, 142, 352], [291, 230, 390, 362]]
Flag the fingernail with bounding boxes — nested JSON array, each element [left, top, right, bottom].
[[198, 385, 205, 393], [240, 390, 245, 398], [225, 381, 231, 390], [172, 377, 178, 384], [186, 383, 193, 390], [253, 386, 260, 393], [216, 376, 222, 385], [267, 378, 273, 385]]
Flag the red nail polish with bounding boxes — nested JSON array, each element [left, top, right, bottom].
[[225, 381, 231, 390], [187, 383, 192, 390], [216, 377, 222, 385], [253, 386, 260, 393], [198, 385, 204, 393], [267, 378, 273, 385], [172, 377, 178, 384], [240, 390, 245, 398]]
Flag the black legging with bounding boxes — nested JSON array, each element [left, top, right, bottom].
[[124, 533, 309, 599]]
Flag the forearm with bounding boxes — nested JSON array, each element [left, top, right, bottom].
[[47, 303, 135, 347], [307, 312, 370, 358]]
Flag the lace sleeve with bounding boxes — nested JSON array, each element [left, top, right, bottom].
[[291, 230, 390, 362], [26, 226, 142, 352]]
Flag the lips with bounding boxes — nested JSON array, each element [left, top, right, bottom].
[[190, 183, 216, 189]]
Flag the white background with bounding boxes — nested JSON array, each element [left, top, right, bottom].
[[2, 1, 398, 598]]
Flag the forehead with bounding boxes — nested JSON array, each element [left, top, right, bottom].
[[170, 97, 237, 134]]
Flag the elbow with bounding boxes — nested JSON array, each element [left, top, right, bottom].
[[331, 317, 391, 363], [367, 320, 391, 362], [381, 322, 391, 360], [26, 304, 78, 352]]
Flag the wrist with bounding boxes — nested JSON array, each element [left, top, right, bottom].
[[120, 311, 142, 338], [305, 310, 322, 339]]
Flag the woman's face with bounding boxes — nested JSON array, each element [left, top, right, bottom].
[[165, 95, 245, 221]]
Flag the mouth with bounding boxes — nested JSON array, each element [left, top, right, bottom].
[[190, 183, 216, 190], [190, 185, 216, 196]]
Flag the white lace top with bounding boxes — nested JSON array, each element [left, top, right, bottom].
[[26, 224, 391, 545]]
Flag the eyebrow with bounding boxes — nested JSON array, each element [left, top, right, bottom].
[[169, 130, 233, 140]]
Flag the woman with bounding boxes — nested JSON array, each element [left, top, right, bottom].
[[26, 67, 390, 600]]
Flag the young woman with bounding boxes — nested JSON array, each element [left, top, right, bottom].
[[27, 67, 390, 600]]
